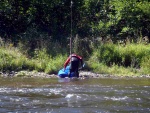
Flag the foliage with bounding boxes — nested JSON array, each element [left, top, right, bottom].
[[17, 25, 68, 57], [0, 0, 150, 76], [1, 0, 149, 44], [0, 44, 66, 74], [0, 46, 33, 71], [88, 43, 150, 75], [141, 55, 150, 74], [45, 54, 66, 74], [73, 35, 93, 59], [0, 41, 150, 76]]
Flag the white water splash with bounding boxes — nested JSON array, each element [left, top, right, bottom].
[[104, 96, 128, 101], [65, 94, 81, 99]]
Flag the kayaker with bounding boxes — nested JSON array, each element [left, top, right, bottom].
[[64, 53, 83, 78]]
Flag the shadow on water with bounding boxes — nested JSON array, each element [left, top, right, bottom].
[[0, 77, 149, 112]]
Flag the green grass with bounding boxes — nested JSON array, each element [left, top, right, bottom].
[[0, 42, 150, 76], [0, 46, 66, 74], [88, 43, 150, 76], [140, 55, 150, 74], [87, 61, 140, 76]]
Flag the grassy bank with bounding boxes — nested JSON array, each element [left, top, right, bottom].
[[88, 43, 150, 76], [0, 46, 66, 74], [0, 43, 150, 76]]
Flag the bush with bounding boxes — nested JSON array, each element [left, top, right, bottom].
[[88, 43, 150, 75], [45, 54, 67, 74], [141, 55, 150, 74]]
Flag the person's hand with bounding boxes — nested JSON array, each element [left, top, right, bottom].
[[82, 63, 85, 68]]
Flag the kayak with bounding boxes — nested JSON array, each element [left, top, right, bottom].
[[58, 65, 76, 78], [58, 63, 85, 78]]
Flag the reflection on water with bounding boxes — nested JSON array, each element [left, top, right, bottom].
[[0, 77, 149, 112]]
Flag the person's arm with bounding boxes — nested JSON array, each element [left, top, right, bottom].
[[64, 57, 70, 69], [76, 55, 82, 60]]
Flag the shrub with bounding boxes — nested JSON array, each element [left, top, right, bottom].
[[88, 43, 150, 75], [141, 55, 150, 74]]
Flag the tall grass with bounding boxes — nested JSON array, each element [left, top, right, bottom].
[[0, 46, 33, 71], [0, 39, 150, 76], [18, 26, 68, 57], [0, 45, 67, 74], [141, 55, 150, 74], [88, 43, 150, 75], [33, 49, 67, 74]]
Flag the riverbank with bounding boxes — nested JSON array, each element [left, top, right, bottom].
[[0, 70, 150, 79], [1, 43, 150, 77]]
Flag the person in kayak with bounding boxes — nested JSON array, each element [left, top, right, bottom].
[[64, 54, 83, 78]]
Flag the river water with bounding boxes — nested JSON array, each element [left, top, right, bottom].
[[0, 77, 149, 113]]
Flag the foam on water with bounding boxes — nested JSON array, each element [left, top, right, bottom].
[[104, 96, 129, 101], [65, 94, 82, 99], [0, 78, 149, 113]]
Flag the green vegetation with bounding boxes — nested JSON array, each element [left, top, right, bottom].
[[0, 42, 150, 76], [0, 0, 150, 76], [88, 43, 150, 76], [0, 45, 66, 74], [1, 0, 150, 43]]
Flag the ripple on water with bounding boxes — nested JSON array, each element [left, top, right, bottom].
[[0, 78, 149, 113], [65, 94, 82, 99], [104, 96, 129, 101]]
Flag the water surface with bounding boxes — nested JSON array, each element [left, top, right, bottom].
[[0, 77, 149, 112]]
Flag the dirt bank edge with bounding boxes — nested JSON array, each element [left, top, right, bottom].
[[0, 71, 150, 79]]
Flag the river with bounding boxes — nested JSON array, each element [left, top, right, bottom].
[[0, 77, 149, 113]]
